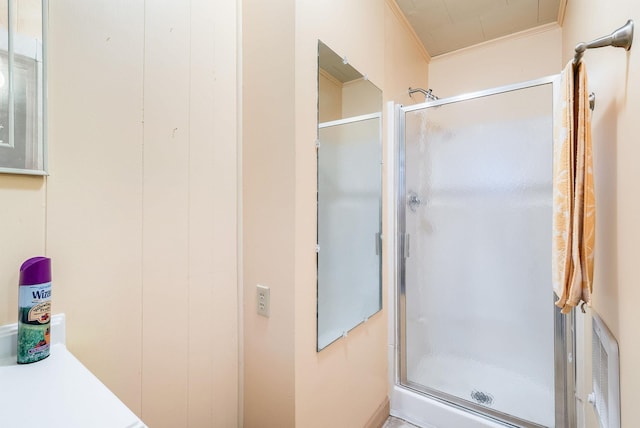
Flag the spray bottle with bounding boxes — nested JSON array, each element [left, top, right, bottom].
[[17, 257, 51, 364]]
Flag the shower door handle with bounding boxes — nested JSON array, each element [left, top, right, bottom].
[[375, 232, 381, 256], [402, 233, 410, 259]]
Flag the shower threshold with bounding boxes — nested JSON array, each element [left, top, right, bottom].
[[405, 354, 552, 427]]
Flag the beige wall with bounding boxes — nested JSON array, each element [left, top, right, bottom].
[[295, 1, 428, 427], [562, 2, 640, 427], [0, 1, 239, 427], [0, 176, 45, 327], [342, 78, 382, 117], [429, 24, 562, 97], [242, 0, 297, 426], [242, 0, 427, 427], [294, 1, 386, 426], [319, 74, 382, 122], [384, 2, 430, 106], [318, 70, 342, 122]]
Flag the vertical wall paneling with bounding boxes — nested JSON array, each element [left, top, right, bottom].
[[186, 1, 214, 425], [208, 0, 240, 424], [46, 0, 145, 413], [187, 0, 239, 426], [3, 0, 240, 425], [141, 2, 191, 427]]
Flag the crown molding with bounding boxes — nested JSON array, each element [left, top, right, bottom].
[[342, 77, 368, 88], [558, 0, 568, 26], [385, 0, 431, 63], [319, 67, 343, 87]]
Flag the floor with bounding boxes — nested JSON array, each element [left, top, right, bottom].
[[383, 416, 420, 428]]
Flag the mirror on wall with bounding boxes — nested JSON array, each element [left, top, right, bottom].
[[316, 41, 382, 351], [0, 0, 46, 175]]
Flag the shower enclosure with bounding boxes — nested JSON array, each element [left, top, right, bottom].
[[393, 76, 575, 428]]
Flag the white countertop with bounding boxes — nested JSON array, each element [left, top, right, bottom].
[[0, 314, 146, 428]]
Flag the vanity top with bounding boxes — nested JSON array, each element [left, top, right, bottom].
[[0, 314, 146, 428]]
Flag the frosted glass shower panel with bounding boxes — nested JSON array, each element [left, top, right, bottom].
[[317, 116, 381, 350], [402, 84, 555, 426]]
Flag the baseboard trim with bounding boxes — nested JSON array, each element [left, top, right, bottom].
[[365, 396, 390, 428]]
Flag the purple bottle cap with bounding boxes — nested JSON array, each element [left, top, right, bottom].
[[19, 257, 51, 286]]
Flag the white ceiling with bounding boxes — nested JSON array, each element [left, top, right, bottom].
[[396, 0, 562, 57]]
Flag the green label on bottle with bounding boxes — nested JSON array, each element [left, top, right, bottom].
[[17, 282, 51, 364]]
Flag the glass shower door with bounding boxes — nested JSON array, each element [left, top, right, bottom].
[[398, 79, 571, 428]]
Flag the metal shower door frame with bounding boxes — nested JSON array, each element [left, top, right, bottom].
[[395, 75, 576, 428]]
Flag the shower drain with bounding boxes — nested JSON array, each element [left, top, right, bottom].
[[470, 390, 494, 406]]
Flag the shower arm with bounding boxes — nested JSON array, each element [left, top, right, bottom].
[[573, 19, 634, 64], [408, 87, 439, 101]]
